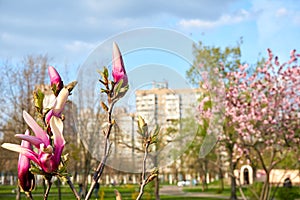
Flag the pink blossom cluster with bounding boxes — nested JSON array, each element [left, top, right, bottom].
[[197, 49, 300, 163], [225, 49, 300, 147]]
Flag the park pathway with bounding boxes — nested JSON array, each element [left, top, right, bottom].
[[160, 185, 230, 199]]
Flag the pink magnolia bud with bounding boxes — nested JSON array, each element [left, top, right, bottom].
[[112, 42, 128, 86], [48, 66, 63, 96], [18, 130, 35, 192]]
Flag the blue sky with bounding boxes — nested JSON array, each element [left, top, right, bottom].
[[1, 0, 300, 83]]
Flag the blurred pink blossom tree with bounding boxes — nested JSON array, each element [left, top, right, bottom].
[[225, 49, 300, 200], [197, 49, 300, 200]]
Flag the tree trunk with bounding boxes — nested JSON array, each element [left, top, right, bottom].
[[230, 174, 237, 200], [218, 152, 224, 192], [83, 150, 92, 195], [73, 163, 78, 184], [202, 159, 208, 190], [229, 152, 237, 200], [57, 178, 61, 200], [201, 174, 205, 191], [16, 186, 20, 200], [154, 155, 160, 200], [219, 167, 224, 192], [260, 173, 270, 200], [155, 176, 160, 200]]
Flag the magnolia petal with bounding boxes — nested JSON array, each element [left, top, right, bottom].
[[15, 133, 43, 149], [112, 42, 128, 86], [112, 42, 124, 71], [50, 116, 65, 167], [50, 117, 64, 144], [18, 131, 31, 174], [23, 111, 50, 146], [2, 143, 40, 166], [38, 151, 53, 173], [47, 98, 57, 111], [20, 130, 33, 149], [45, 109, 54, 125], [18, 173, 35, 193], [53, 88, 69, 115], [42, 93, 56, 114], [18, 130, 35, 192]]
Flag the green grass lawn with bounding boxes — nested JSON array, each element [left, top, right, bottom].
[[3, 183, 298, 200], [182, 182, 300, 200], [183, 187, 239, 195], [0, 185, 226, 200]]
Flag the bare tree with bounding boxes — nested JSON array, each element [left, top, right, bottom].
[[71, 73, 108, 196], [0, 55, 50, 171], [0, 55, 49, 200]]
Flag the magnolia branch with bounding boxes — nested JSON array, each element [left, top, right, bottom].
[[85, 102, 115, 200], [43, 178, 52, 200], [25, 192, 33, 200], [66, 176, 81, 200], [136, 142, 150, 200], [119, 141, 144, 153]]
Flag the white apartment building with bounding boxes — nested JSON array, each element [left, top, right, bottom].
[[135, 82, 201, 128], [133, 82, 202, 182]]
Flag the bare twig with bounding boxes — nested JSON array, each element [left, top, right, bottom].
[[66, 176, 81, 200], [84, 102, 115, 200], [136, 142, 150, 200], [43, 178, 52, 200], [235, 175, 248, 200], [118, 140, 144, 153], [85, 62, 128, 199], [25, 191, 34, 200]]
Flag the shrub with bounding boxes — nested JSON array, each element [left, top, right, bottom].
[[276, 187, 300, 200]]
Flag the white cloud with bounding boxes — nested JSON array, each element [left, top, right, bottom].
[[253, 0, 300, 42], [83, 0, 236, 20], [247, 0, 300, 61], [64, 41, 96, 53], [0, 0, 238, 52], [293, 14, 300, 26], [179, 19, 216, 29], [178, 9, 250, 29], [0, 32, 12, 41], [276, 8, 288, 17], [274, 7, 300, 26], [1, 0, 299, 68]]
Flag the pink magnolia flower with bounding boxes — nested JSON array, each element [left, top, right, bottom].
[[2, 111, 65, 173], [48, 66, 63, 96], [18, 130, 35, 192], [112, 42, 128, 86]]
